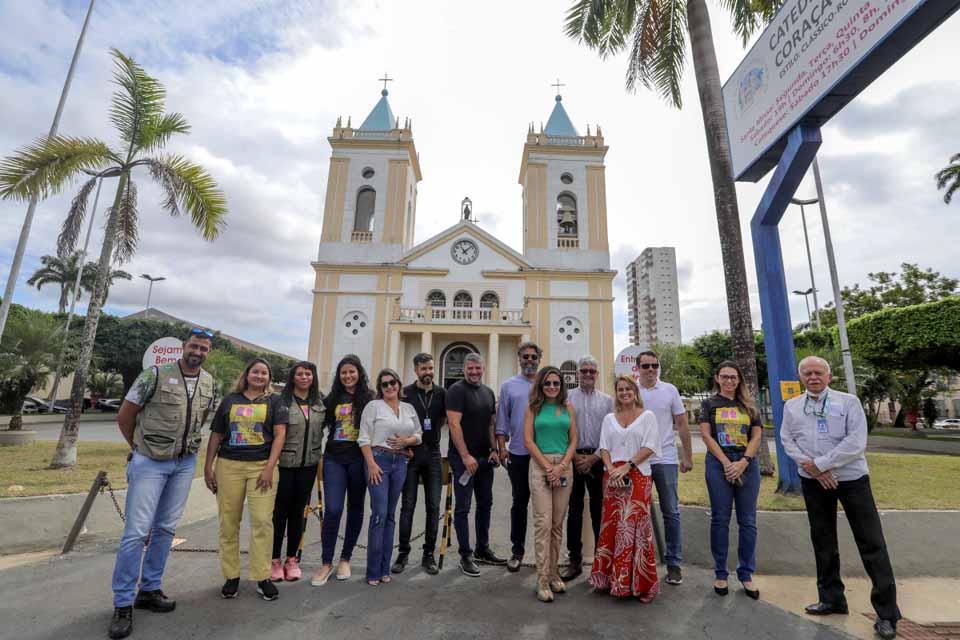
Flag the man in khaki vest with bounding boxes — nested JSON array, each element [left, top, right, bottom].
[[108, 328, 216, 640]]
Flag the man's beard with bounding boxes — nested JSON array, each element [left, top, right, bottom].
[[520, 363, 537, 376], [419, 374, 433, 385]]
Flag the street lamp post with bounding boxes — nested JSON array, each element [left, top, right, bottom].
[[792, 287, 815, 326], [812, 157, 857, 395], [790, 197, 821, 329], [140, 274, 165, 317]]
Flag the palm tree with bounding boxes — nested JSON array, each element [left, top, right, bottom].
[[936, 153, 960, 204], [0, 313, 60, 430], [565, 0, 780, 478], [0, 49, 227, 467], [27, 253, 132, 312]]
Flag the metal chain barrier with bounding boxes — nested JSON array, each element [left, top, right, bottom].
[[102, 477, 125, 523]]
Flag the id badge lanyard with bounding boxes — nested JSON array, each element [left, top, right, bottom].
[[804, 391, 830, 433], [417, 389, 434, 431]]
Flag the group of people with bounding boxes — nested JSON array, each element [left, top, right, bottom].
[[106, 328, 902, 640]]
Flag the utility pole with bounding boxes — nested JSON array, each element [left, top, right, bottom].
[[0, 0, 97, 342], [812, 157, 857, 394], [140, 274, 165, 317]]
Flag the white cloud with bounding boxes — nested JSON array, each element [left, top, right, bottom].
[[2, 0, 959, 364]]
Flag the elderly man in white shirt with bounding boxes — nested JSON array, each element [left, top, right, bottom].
[[781, 356, 900, 640]]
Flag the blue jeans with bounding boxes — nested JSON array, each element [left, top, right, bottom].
[[651, 463, 682, 567], [365, 450, 408, 580], [705, 452, 760, 581], [448, 451, 495, 558], [321, 453, 366, 564], [111, 452, 196, 607]]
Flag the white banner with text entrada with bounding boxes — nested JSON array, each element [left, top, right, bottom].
[[723, 0, 926, 179]]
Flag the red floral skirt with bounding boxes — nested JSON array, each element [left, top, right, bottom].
[[588, 463, 660, 601]]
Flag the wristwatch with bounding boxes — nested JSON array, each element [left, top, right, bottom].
[[742, 454, 753, 461], [628, 461, 637, 469]]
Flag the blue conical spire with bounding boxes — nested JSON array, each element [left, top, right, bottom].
[[544, 94, 578, 137], [359, 89, 396, 131]]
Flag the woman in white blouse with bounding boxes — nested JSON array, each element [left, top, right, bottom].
[[358, 368, 422, 586], [589, 375, 662, 602]]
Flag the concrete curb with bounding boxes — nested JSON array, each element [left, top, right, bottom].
[[0, 476, 216, 555]]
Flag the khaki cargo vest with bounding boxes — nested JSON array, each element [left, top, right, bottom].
[[134, 361, 215, 460], [279, 397, 326, 468]]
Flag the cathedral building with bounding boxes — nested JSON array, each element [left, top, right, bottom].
[[307, 87, 616, 392]]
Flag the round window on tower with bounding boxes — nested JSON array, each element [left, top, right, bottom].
[[343, 311, 369, 339], [560, 172, 574, 185], [556, 316, 583, 344], [361, 167, 375, 180]]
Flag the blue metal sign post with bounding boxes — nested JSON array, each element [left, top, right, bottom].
[[750, 126, 822, 494]]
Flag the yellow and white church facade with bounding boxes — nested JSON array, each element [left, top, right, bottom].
[[307, 88, 616, 392]]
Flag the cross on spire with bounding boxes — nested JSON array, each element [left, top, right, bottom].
[[379, 73, 394, 92], [551, 78, 565, 96]]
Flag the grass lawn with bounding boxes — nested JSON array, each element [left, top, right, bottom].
[[675, 453, 960, 511], [0, 441, 204, 498]]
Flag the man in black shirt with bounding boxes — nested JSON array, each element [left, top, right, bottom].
[[393, 353, 447, 575], [446, 353, 506, 576]]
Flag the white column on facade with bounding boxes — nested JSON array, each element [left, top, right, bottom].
[[521, 333, 530, 345], [388, 329, 401, 372], [421, 331, 433, 357], [487, 332, 500, 389]]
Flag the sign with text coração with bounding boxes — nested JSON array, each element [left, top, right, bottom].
[[143, 337, 183, 370], [723, 0, 960, 181]]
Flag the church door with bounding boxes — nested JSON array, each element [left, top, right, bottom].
[[440, 342, 479, 388]]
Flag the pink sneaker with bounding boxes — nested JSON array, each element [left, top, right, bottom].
[[284, 557, 302, 581], [270, 559, 284, 582]]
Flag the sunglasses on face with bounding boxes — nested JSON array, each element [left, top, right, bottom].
[[520, 354, 540, 361], [639, 363, 659, 370], [190, 327, 214, 338], [542, 380, 562, 388], [579, 369, 597, 375], [718, 374, 739, 381], [380, 379, 400, 389]]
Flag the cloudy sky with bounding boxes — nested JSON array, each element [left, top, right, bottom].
[[1, 0, 958, 360]]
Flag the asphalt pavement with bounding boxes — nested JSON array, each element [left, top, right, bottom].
[[0, 467, 854, 640]]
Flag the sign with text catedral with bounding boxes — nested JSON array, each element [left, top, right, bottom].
[[143, 337, 183, 370], [724, 0, 960, 181]]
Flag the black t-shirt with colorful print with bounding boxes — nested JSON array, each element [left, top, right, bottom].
[[698, 394, 762, 454], [211, 392, 289, 462]]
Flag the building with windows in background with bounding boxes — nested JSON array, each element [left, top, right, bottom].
[[626, 247, 682, 347]]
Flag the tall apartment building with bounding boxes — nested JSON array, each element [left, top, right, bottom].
[[626, 247, 682, 347]]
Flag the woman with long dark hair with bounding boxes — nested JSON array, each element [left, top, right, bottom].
[[270, 361, 325, 582], [523, 366, 577, 602], [589, 375, 661, 602], [358, 368, 422, 586], [310, 355, 374, 586], [205, 358, 288, 601], [698, 360, 763, 600]]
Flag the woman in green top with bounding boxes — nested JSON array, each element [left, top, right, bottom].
[[523, 366, 578, 603]]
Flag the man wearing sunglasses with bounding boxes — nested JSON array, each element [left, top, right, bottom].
[[495, 341, 542, 572], [561, 355, 613, 581], [636, 350, 693, 587], [109, 328, 216, 639]]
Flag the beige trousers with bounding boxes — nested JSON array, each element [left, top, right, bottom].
[[215, 457, 278, 581], [529, 455, 573, 583]]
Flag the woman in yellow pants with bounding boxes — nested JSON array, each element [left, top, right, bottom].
[[205, 358, 288, 601]]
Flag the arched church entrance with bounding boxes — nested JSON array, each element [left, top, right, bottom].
[[439, 341, 479, 389]]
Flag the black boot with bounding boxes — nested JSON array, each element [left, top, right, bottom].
[[391, 553, 408, 574], [421, 553, 439, 575], [108, 606, 133, 639], [134, 589, 176, 613]]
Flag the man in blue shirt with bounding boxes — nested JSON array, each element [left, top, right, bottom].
[[495, 341, 541, 571]]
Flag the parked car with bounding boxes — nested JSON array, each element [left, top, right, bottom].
[[24, 395, 51, 413], [933, 418, 960, 430], [21, 398, 41, 414], [96, 398, 122, 412]]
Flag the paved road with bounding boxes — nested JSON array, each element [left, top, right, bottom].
[[0, 469, 852, 640]]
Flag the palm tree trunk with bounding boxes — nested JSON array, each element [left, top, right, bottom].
[[49, 173, 126, 468], [686, 0, 773, 476], [58, 286, 68, 314]]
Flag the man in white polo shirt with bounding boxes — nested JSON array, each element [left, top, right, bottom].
[[636, 350, 693, 586], [782, 356, 900, 640]]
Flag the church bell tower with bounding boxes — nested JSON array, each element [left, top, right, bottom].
[[518, 89, 610, 270]]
